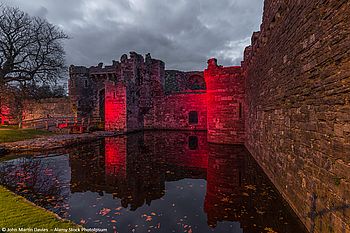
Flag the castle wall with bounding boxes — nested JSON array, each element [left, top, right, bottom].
[[22, 98, 74, 121], [69, 66, 95, 118], [146, 91, 207, 131], [69, 52, 167, 132], [204, 60, 245, 144], [105, 81, 127, 132], [244, 1, 350, 232], [126, 85, 144, 132], [164, 70, 205, 94]]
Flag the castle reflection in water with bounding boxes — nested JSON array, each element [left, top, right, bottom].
[[0, 132, 307, 233]]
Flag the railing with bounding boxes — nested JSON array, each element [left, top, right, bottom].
[[22, 116, 103, 132]]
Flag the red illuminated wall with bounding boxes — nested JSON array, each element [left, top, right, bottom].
[[105, 81, 127, 131], [145, 91, 207, 130], [204, 58, 245, 144], [0, 105, 10, 125], [102, 54, 247, 145]]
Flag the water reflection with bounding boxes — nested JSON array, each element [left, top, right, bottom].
[[0, 131, 307, 233], [0, 155, 71, 214]]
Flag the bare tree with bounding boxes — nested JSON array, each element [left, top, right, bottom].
[[0, 6, 68, 85], [0, 6, 68, 126]]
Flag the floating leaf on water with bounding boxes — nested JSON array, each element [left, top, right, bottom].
[[257, 210, 265, 215], [221, 197, 229, 202], [264, 227, 278, 233], [245, 185, 257, 191], [80, 219, 87, 224], [99, 208, 111, 216]]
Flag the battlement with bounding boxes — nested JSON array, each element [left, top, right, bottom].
[[69, 52, 165, 77], [205, 58, 241, 75]]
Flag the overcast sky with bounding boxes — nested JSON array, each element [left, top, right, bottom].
[[3, 0, 263, 71]]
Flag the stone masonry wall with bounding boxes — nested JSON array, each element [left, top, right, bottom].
[[105, 81, 127, 132], [145, 91, 207, 130], [22, 98, 74, 121], [71, 52, 166, 132], [205, 59, 245, 144], [244, 1, 350, 232]]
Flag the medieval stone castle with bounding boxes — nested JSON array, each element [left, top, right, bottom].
[[2, 1, 348, 232], [69, 52, 245, 144], [68, 1, 350, 232]]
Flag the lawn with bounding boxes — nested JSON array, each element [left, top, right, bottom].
[[0, 127, 54, 143], [0, 186, 78, 230]]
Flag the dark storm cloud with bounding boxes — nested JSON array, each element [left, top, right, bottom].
[[3, 0, 263, 71]]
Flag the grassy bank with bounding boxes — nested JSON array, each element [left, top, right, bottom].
[[0, 127, 54, 143], [0, 186, 77, 229]]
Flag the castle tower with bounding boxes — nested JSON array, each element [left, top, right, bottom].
[[204, 58, 245, 144]]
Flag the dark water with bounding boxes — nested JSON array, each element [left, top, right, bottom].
[[0, 131, 308, 233]]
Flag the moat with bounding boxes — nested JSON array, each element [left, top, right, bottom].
[[0, 131, 307, 233]]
